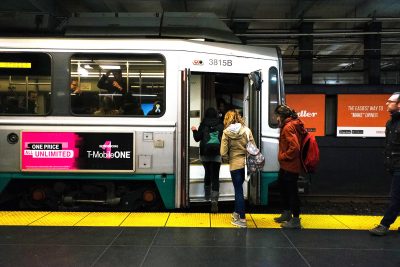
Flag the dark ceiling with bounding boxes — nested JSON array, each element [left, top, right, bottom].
[[1, 0, 400, 84]]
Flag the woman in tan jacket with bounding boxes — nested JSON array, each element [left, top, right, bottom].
[[220, 110, 255, 228]]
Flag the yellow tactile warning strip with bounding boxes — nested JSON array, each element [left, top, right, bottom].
[[121, 212, 169, 227], [166, 213, 210, 227], [0, 212, 399, 230], [300, 214, 349, 229], [0, 211, 50, 226], [331, 215, 391, 230], [75, 212, 130, 227], [251, 214, 282, 229], [30, 212, 90, 226], [210, 213, 257, 228]]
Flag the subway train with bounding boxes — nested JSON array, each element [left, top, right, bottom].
[[0, 38, 285, 210]]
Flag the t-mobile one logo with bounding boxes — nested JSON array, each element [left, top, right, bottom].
[[86, 141, 131, 159], [297, 110, 318, 118]]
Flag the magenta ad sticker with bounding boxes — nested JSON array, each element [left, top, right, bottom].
[[21, 132, 134, 171]]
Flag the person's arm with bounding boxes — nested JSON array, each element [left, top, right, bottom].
[[220, 132, 229, 163], [192, 124, 203, 142], [112, 80, 124, 93], [218, 123, 224, 141], [278, 124, 300, 161]]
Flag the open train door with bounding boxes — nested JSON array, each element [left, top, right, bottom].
[[179, 68, 191, 208], [247, 70, 263, 205]]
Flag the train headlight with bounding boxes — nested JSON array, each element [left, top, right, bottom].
[[143, 190, 156, 203], [7, 133, 19, 144]]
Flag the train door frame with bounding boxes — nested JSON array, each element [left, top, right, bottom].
[[188, 72, 245, 204], [247, 70, 263, 205], [179, 69, 264, 207], [180, 68, 191, 208]]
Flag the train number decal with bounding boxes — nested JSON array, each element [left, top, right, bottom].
[[208, 59, 232, 66]]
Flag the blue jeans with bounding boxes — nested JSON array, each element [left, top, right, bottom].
[[230, 168, 245, 219], [381, 171, 400, 227]]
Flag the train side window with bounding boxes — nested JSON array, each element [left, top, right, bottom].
[[268, 67, 279, 128], [70, 54, 166, 117], [0, 53, 51, 115]]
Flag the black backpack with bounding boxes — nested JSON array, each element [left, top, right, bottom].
[[202, 125, 221, 156]]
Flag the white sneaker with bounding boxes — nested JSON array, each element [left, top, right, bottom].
[[281, 217, 301, 229], [231, 218, 247, 228], [231, 212, 240, 222]]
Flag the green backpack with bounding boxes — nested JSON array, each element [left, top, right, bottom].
[[202, 126, 221, 156]]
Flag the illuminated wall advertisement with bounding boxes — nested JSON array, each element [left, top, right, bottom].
[[286, 94, 326, 136], [22, 132, 134, 171], [337, 94, 390, 137]]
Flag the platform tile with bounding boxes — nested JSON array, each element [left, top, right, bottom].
[[120, 212, 169, 227], [30, 212, 90, 226], [250, 214, 281, 229], [299, 215, 350, 229], [166, 213, 210, 227], [0, 211, 50, 226], [74, 212, 129, 226]]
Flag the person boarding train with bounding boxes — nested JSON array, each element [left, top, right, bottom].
[[191, 107, 224, 212]]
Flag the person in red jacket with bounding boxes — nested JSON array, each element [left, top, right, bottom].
[[274, 104, 304, 229]]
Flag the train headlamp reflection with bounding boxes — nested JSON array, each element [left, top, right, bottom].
[[7, 133, 19, 144], [143, 190, 156, 203]]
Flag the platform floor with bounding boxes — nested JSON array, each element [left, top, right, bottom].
[[0, 212, 399, 266], [0, 226, 400, 266]]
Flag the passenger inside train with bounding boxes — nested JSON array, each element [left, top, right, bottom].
[[70, 80, 81, 94], [97, 69, 126, 94]]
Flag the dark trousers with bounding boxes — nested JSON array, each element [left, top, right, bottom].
[[230, 168, 245, 219], [278, 168, 300, 218], [381, 171, 400, 227], [202, 161, 221, 192]]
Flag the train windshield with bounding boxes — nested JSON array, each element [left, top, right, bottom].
[[70, 54, 165, 117], [0, 52, 51, 115], [269, 66, 280, 128]]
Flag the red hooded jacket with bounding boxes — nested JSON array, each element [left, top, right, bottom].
[[278, 117, 304, 173]]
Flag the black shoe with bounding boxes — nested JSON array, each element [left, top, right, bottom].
[[369, 224, 389, 236], [274, 210, 292, 223]]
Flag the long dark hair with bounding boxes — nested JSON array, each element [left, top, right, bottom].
[[204, 107, 218, 119], [274, 104, 298, 119]]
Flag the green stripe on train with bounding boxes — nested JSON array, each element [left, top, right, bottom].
[[0, 173, 175, 209]]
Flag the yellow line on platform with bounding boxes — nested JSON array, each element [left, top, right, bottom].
[[166, 213, 210, 227], [0, 212, 399, 230], [0, 211, 51, 226], [74, 212, 130, 227], [121, 212, 169, 227], [30, 211, 90, 226]]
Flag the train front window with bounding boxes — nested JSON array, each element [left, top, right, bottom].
[[0, 53, 51, 115], [70, 54, 165, 117]]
